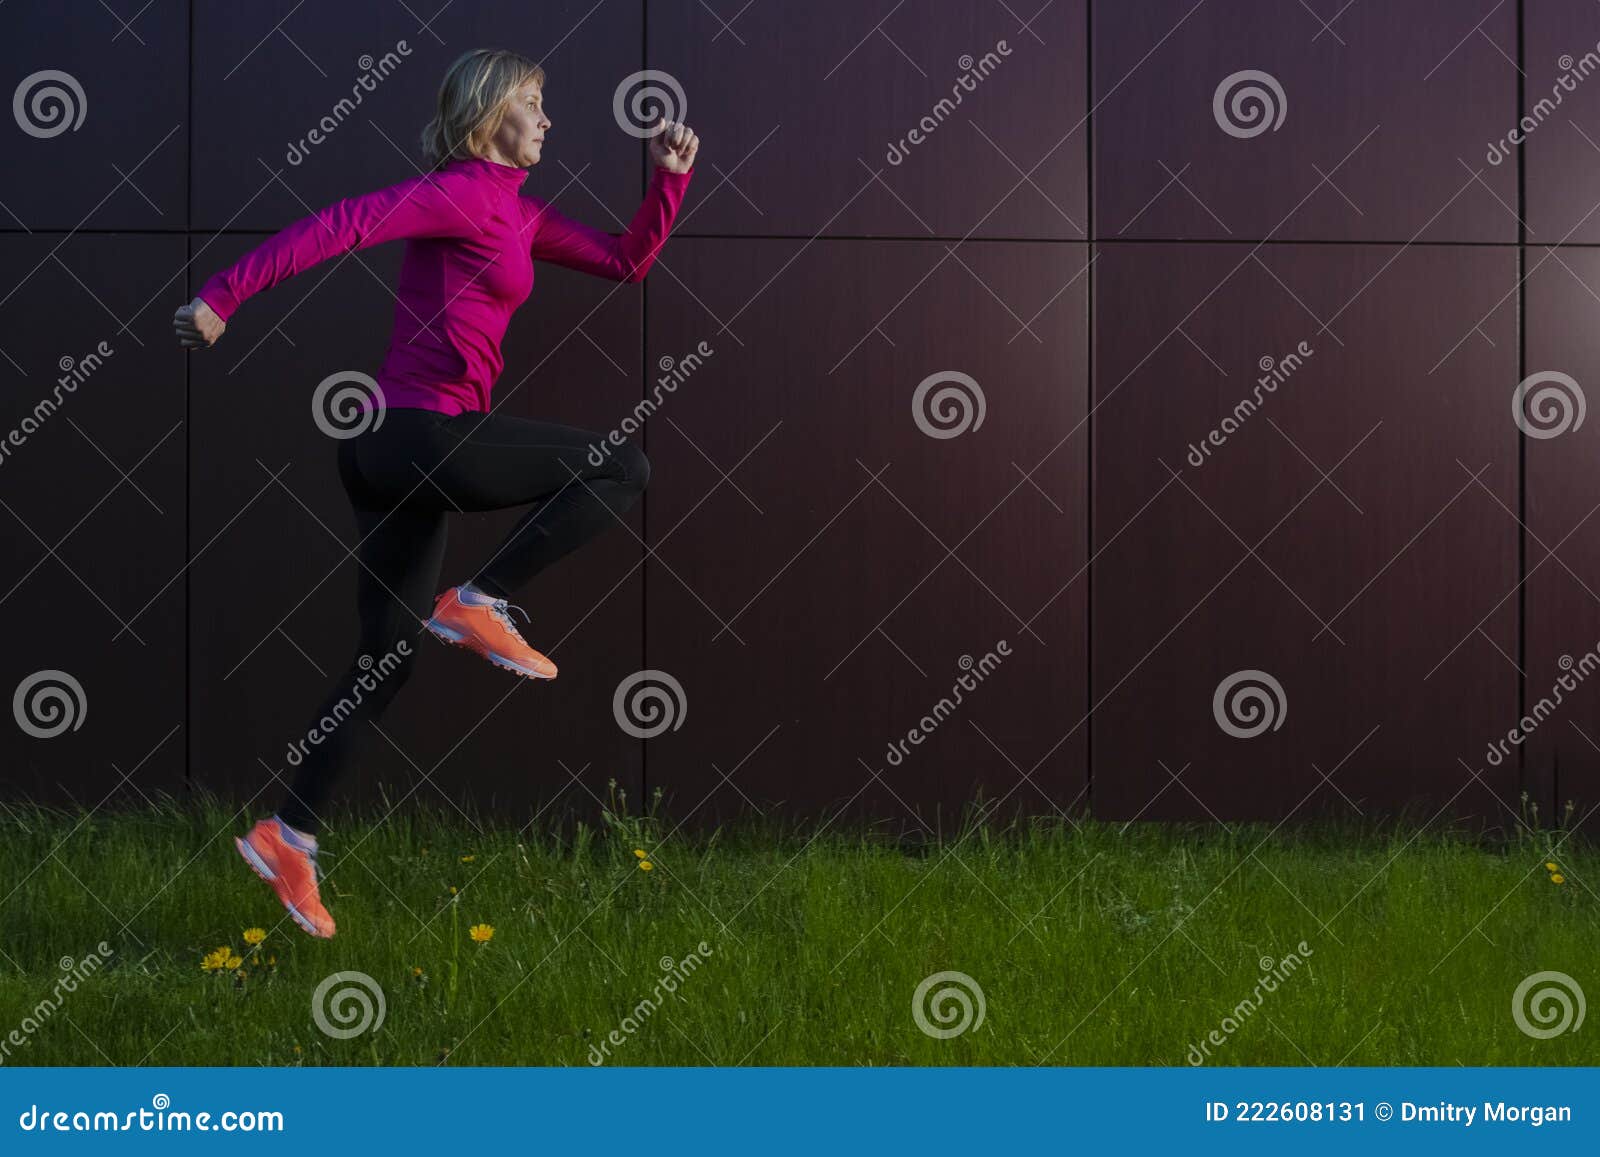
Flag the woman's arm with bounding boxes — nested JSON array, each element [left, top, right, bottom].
[[523, 164, 694, 283], [524, 117, 698, 282], [193, 170, 486, 321]]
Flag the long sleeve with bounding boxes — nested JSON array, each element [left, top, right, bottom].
[[523, 166, 692, 282], [196, 171, 485, 321]]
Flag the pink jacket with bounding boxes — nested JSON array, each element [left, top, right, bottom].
[[198, 157, 693, 414]]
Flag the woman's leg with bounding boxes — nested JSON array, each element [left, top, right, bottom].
[[424, 412, 651, 598], [274, 505, 447, 834], [272, 408, 642, 827], [272, 414, 456, 836], [271, 411, 646, 833]]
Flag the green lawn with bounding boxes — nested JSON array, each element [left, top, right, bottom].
[[0, 792, 1593, 1066]]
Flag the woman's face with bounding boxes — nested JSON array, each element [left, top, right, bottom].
[[489, 80, 550, 167]]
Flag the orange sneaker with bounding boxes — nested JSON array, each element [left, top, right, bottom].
[[234, 817, 336, 939], [425, 586, 558, 680]]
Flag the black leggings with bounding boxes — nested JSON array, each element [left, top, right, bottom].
[[274, 407, 649, 834]]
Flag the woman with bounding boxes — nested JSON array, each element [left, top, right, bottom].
[[173, 49, 698, 939]]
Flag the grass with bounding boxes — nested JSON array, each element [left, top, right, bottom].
[[0, 789, 1594, 1066]]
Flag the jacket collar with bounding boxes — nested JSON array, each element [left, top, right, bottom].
[[446, 154, 531, 191]]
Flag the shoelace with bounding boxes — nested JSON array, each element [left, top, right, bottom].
[[488, 598, 532, 638], [275, 824, 327, 884]]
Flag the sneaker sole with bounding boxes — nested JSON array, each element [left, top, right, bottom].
[[234, 836, 330, 939], [425, 617, 557, 680]]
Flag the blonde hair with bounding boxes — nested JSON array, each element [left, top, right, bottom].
[[420, 49, 545, 170]]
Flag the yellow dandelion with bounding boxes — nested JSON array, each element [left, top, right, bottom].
[[1551, 873, 1566, 885], [292, 1045, 302, 1055], [639, 860, 654, 872], [633, 848, 647, 859], [200, 947, 231, 972], [242, 927, 266, 946], [267, 955, 277, 966], [1546, 861, 1559, 871], [413, 966, 424, 977], [225, 955, 243, 970], [460, 854, 476, 863], [449, 885, 458, 895], [469, 923, 495, 944]]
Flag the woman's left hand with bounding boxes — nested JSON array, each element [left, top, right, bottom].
[[649, 117, 698, 174]]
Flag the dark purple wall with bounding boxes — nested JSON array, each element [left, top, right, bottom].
[[0, 1, 1588, 835]]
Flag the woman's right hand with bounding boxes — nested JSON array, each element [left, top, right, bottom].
[[173, 297, 225, 349]]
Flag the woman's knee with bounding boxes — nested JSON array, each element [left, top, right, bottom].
[[609, 439, 650, 490]]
